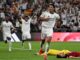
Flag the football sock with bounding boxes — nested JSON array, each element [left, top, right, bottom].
[[9, 41, 12, 52], [41, 39, 45, 49], [28, 42, 32, 50], [45, 42, 50, 53]]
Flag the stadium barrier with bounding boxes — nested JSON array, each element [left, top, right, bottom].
[[0, 32, 80, 42], [51, 32, 80, 42], [31, 32, 80, 42]]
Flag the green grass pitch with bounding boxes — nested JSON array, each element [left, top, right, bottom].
[[0, 41, 80, 60]]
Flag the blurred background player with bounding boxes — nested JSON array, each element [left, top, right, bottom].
[[19, 15, 32, 50], [0, 15, 15, 51], [38, 3, 60, 55]]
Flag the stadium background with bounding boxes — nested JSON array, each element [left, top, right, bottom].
[[0, 0, 80, 60], [0, 0, 80, 41]]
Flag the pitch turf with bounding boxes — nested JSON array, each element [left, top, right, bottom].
[[0, 41, 80, 60]]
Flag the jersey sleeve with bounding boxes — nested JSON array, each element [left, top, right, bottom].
[[40, 12, 46, 17], [29, 18, 32, 22], [55, 13, 60, 20], [10, 22, 14, 28]]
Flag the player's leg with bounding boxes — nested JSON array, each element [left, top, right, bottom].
[[3, 33, 7, 43], [38, 33, 46, 55], [44, 28, 53, 54], [38, 40, 45, 55], [41, 33, 45, 49], [45, 37, 51, 53], [40, 39, 45, 49], [7, 36, 12, 52], [27, 39, 32, 50], [22, 33, 27, 46], [27, 33, 32, 50]]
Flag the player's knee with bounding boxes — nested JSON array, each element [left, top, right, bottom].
[[42, 39, 45, 41], [46, 37, 52, 42]]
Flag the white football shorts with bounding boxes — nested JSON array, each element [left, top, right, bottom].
[[41, 27, 53, 39], [22, 32, 31, 40]]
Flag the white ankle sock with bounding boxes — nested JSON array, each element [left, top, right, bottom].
[[28, 42, 32, 50]]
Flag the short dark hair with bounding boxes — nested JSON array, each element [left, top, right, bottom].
[[56, 54, 68, 58], [47, 3, 55, 8]]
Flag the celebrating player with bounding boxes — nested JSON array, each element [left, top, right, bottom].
[[19, 15, 32, 50], [38, 3, 60, 55], [0, 15, 15, 51]]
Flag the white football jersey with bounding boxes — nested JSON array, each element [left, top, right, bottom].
[[1, 21, 13, 34], [40, 11, 60, 28], [21, 18, 31, 32]]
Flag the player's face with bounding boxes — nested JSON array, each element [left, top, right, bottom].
[[48, 5, 55, 13], [24, 16, 29, 21], [5, 16, 9, 22]]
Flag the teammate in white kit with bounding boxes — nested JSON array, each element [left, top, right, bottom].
[[0, 15, 15, 51], [19, 16, 32, 50], [38, 3, 60, 55]]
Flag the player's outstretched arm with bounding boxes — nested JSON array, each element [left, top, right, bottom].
[[18, 17, 22, 24], [39, 16, 50, 21]]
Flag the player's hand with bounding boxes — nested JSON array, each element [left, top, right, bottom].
[[12, 28, 17, 33], [40, 16, 50, 21], [44, 16, 50, 21]]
